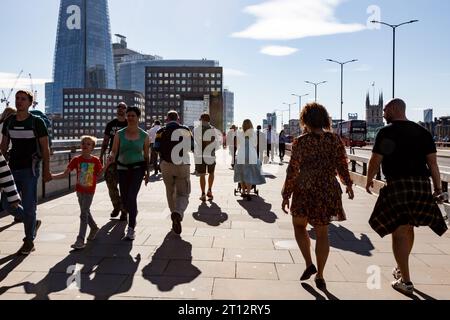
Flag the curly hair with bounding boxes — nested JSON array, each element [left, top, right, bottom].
[[300, 102, 331, 131]]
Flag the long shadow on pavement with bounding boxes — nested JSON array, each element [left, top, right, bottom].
[[237, 197, 278, 224], [0, 254, 28, 294], [142, 232, 201, 292], [301, 283, 339, 300], [309, 224, 375, 257], [193, 202, 228, 227], [0, 220, 141, 300]]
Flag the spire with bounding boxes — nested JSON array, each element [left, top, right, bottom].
[[366, 92, 370, 107], [378, 91, 384, 107]]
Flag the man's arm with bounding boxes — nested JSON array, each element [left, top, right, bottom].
[[366, 152, 383, 194], [426, 153, 442, 195], [39, 136, 52, 183]]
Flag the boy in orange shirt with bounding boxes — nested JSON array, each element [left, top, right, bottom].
[[52, 136, 103, 250]]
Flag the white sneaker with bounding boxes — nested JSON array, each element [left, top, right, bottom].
[[391, 279, 414, 295], [123, 228, 136, 241]]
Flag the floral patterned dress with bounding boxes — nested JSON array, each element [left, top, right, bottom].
[[282, 132, 353, 226]]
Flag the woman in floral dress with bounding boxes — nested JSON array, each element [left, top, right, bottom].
[[282, 103, 354, 289]]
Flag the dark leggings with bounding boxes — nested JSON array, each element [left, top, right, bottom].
[[118, 167, 145, 229], [279, 143, 286, 160]]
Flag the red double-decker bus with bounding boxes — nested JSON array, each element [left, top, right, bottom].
[[337, 120, 367, 147]]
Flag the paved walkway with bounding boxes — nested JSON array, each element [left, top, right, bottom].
[[0, 150, 449, 300]]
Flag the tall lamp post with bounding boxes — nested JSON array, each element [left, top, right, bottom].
[[305, 81, 327, 102], [326, 59, 358, 134], [283, 102, 297, 135], [291, 93, 309, 115], [371, 19, 419, 99]]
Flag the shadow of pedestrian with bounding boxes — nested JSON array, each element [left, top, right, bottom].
[[5, 220, 140, 300], [142, 232, 201, 292], [238, 197, 278, 224], [0, 254, 27, 292], [308, 224, 375, 257], [0, 221, 16, 233], [301, 283, 340, 300], [193, 202, 228, 227], [413, 288, 437, 301]]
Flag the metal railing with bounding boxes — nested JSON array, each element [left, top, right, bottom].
[[347, 154, 449, 199]]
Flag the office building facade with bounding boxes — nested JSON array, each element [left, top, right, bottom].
[[53, 88, 144, 139], [144, 64, 224, 131], [223, 89, 235, 131]]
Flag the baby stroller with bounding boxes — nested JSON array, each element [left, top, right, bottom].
[[233, 127, 262, 197]]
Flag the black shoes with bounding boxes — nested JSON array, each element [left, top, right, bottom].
[[110, 209, 120, 218], [171, 212, 182, 235], [18, 241, 35, 255], [315, 278, 327, 290], [300, 264, 318, 281]]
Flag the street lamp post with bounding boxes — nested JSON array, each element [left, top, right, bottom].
[[305, 81, 327, 102], [291, 93, 309, 115], [283, 102, 297, 135], [371, 19, 419, 99], [326, 59, 358, 135]]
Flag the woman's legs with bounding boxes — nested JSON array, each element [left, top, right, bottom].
[[314, 225, 330, 279], [293, 216, 313, 267]]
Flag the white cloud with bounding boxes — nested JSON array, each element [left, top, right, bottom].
[[223, 68, 248, 77], [260, 45, 298, 56], [232, 0, 366, 41], [0, 72, 50, 90]]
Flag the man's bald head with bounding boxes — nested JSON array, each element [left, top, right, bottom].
[[384, 99, 407, 123]]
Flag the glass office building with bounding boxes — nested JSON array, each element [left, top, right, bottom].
[[47, 0, 116, 114]]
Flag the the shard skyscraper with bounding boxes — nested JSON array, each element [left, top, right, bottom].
[[46, 0, 116, 114]]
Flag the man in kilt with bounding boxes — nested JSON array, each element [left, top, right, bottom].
[[366, 98, 448, 296]]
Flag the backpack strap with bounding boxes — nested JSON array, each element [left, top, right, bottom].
[[31, 115, 42, 158]]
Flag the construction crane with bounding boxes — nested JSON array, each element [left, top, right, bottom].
[[29, 73, 39, 109], [1, 70, 23, 107]]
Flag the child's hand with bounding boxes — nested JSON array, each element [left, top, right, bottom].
[[10, 201, 20, 209]]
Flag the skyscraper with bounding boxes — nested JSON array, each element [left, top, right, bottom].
[[46, 0, 116, 114]]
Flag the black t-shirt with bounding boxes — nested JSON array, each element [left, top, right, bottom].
[[2, 114, 49, 170], [373, 121, 436, 179], [104, 119, 127, 152]]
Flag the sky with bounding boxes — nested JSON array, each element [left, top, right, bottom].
[[1, 0, 449, 130]]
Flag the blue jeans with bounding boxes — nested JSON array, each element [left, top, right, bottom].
[[3, 166, 39, 242], [118, 167, 145, 230]]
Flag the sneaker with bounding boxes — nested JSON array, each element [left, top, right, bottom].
[[119, 211, 128, 222], [200, 193, 207, 202], [87, 226, 100, 241], [18, 241, 35, 255], [391, 279, 414, 295], [110, 209, 120, 218], [14, 216, 23, 224], [123, 228, 136, 241], [71, 240, 86, 250], [207, 190, 214, 201], [392, 267, 402, 280], [171, 212, 182, 235]]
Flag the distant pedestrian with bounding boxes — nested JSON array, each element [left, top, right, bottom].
[[226, 125, 237, 168], [100, 102, 128, 220], [282, 103, 354, 290], [194, 113, 221, 202], [1, 90, 52, 255], [147, 120, 162, 175], [366, 99, 448, 296], [108, 106, 150, 241], [279, 130, 287, 163], [265, 125, 277, 163], [52, 136, 103, 250], [154, 111, 194, 235], [234, 120, 266, 201]]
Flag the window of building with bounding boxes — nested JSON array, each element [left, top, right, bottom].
[[199, 73, 204, 78], [217, 73, 221, 78], [96, 94, 101, 99], [170, 73, 175, 78], [164, 73, 169, 78], [64, 95, 68, 99]]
